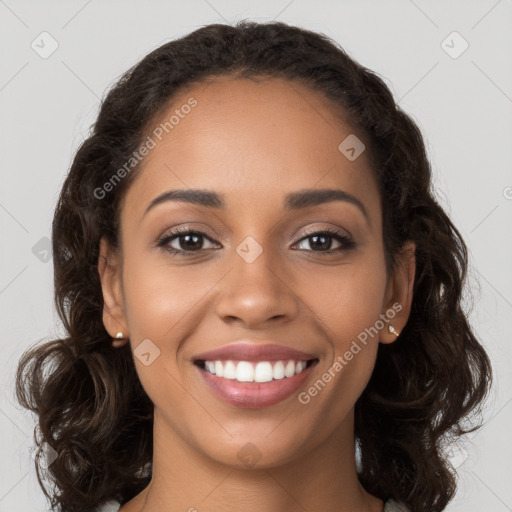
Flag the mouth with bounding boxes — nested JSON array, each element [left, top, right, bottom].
[[194, 358, 317, 382], [193, 356, 319, 409]]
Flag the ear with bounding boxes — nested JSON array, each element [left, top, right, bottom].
[[98, 236, 129, 347], [380, 240, 416, 344]]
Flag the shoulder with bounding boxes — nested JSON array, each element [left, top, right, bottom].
[[95, 498, 408, 512], [93, 500, 121, 512], [384, 499, 411, 512]]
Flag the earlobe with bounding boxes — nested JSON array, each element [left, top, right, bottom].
[[98, 237, 128, 341], [380, 241, 416, 344]]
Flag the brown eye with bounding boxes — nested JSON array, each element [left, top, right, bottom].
[[157, 229, 219, 254], [293, 229, 355, 253]]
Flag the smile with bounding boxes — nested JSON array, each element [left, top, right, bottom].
[[191, 341, 319, 408], [194, 358, 318, 408], [197, 359, 314, 383]]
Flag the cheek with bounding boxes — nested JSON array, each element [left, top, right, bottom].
[[119, 253, 209, 405], [304, 258, 388, 344], [299, 254, 387, 402], [121, 250, 216, 342], [297, 269, 384, 436]]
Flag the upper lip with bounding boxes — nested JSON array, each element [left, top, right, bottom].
[[193, 341, 317, 362]]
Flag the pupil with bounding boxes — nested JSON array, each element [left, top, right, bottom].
[[311, 235, 330, 251], [182, 234, 201, 250], [176, 234, 333, 251]]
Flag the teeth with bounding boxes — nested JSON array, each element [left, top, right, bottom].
[[273, 361, 285, 379], [214, 361, 224, 378], [202, 359, 311, 382], [236, 361, 254, 382], [223, 360, 236, 379], [285, 360, 296, 378], [254, 362, 273, 383], [295, 361, 307, 374]]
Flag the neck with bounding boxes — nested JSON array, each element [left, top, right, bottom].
[[125, 409, 383, 512]]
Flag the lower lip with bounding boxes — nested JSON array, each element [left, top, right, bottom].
[[195, 362, 317, 409]]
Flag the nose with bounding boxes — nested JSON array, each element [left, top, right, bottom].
[[215, 249, 299, 329]]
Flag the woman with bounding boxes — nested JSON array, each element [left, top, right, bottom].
[[15, 20, 491, 512]]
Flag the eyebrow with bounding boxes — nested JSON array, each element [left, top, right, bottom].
[[143, 188, 369, 222]]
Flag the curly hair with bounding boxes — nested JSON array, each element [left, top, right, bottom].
[[15, 20, 491, 512]]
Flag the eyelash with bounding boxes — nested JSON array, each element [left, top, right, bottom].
[[156, 226, 356, 256]]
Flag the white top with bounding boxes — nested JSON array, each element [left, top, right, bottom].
[[94, 500, 122, 512], [94, 501, 121, 512], [385, 500, 411, 512], [95, 498, 410, 511]]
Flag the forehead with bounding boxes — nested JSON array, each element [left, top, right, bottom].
[[122, 76, 380, 225]]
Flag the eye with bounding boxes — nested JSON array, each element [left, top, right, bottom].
[[156, 226, 355, 256], [156, 228, 219, 255], [293, 228, 355, 253]]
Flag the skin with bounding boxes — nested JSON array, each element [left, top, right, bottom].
[[98, 75, 415, 512]]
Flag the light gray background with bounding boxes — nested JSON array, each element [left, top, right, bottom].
[[1, 1, 511, 511]]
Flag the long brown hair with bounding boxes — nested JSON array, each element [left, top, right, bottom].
[[15, 20, 491, 512]]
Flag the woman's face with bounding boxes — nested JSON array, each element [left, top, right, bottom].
[[100, 76, 414, 468]]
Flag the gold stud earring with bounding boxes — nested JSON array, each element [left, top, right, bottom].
[[388, 325, 400, 338], [112, 332, 127, 348]]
